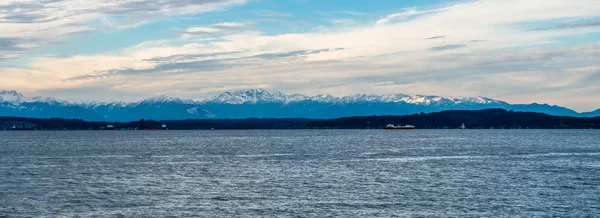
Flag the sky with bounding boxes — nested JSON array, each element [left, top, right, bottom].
[[1, 0, 600, 111]]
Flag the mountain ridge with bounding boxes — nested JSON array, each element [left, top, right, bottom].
[[0, 88, 506, 106], [1, 89, 598, 121]]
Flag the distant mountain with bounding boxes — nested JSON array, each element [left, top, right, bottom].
[[581, 109, 600, 117], [1, 89, 598, 121]]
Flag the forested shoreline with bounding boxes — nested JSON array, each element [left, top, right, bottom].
[[1, 109, 599, 130]]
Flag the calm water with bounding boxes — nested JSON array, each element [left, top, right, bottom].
[[0, 130, 599, 217]]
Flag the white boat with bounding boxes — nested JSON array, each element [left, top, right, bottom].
[[384, 124, 416, 129], [459, 123, 466, 129]]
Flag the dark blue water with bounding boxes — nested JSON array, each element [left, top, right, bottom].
[[1, 130, 599, 217]]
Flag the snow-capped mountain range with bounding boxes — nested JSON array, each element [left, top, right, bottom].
[[1, 89, 598, 121], [211, 89, 502, 105]]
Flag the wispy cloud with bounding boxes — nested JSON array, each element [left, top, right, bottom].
[[142, 52, 240, 63], [63, 48, 346, 81], [0, 0, 248, 59], [376, 6, 455, 26], [62, 70, 120, 82], [375, 81, 395, 86], [331, 19, 354, 24], [62, 59, 240, 81], [175, 22, 249, 35], [0, 37, 28, 52], [428, 44, 467, 51], [246, 48, 345, 59], [529, 19, 600, 31], [253, 18, 306, 25], [425, 36, 446, 40]]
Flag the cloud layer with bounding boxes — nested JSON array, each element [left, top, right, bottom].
[[0, 0, 246, 57], [1, 0, 600, 111]]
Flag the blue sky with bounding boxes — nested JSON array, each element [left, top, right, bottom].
[[1, 0, 600, 111]]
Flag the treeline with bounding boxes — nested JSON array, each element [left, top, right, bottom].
[[1, 109, 599, 130], [0, 117, 314, 130], [307, 109, 600, 129]]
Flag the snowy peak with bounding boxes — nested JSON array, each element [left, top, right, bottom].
[[213, 91, 248, 104], [1, 90, 70, 105], [309, 94, 337, 103], [455, 96, 501, 104], [272, 91, 311, 103], [212, 88, 307, 104], [0, 90, 24, 103], [141, 95, 182, 103], [137, 95, 198, 105], [24, 96, 68, 105]]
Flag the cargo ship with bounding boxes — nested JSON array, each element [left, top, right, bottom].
[[384, 124, 416, 130]]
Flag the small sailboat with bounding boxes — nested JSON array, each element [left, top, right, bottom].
[[459, 123, 466, 129]]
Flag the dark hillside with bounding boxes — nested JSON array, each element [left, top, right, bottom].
[[307, 109, 600, 129], [1, 109, 599, 130]]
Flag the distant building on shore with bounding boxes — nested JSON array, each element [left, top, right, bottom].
[[0, 121, 37, 130]]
